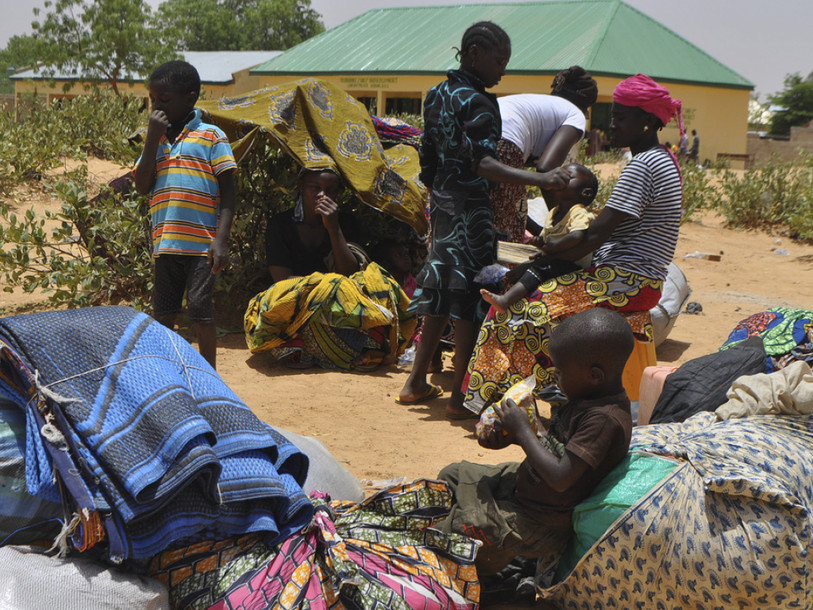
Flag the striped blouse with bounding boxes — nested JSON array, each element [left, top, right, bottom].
[[592, 146, 682, 280], [149, 109, 236, 256]]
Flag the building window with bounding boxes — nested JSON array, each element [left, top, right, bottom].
[[356, 96, 376, 113], [385, 97, 421, 116]]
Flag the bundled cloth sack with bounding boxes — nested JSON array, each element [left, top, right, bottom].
[[649, 336, 766, 424], [541, 410, 813, 608], [649, 262, 691, 346], [720, 306, 813, 372]]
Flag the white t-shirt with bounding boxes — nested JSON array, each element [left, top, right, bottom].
[[498, 94, 586, 161]]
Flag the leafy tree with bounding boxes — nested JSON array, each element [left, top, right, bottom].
[[769, 72, 813, 137], [235, 0, 325, 50], [0, 35, 41, 94], [32, 0, 177, 95], [155, 0, 241, 51], [156, 0, 324, 51]]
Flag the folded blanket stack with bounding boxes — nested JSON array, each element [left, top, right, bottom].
[[0, 306, 313, 561]]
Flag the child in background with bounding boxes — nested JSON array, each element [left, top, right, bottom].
[[134, 60, 237, 370], [481, 163, 598, 313], [398, 21, 572, 415], [435, 308, 634, 585], [377, 241, 446, 375], [376, 241, 417, 298]]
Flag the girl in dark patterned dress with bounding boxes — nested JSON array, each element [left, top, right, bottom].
[[397, 21, 572, 418]]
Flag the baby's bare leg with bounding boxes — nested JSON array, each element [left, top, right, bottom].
[[480, 282, 529, 313], [480, 288, 508, 313]]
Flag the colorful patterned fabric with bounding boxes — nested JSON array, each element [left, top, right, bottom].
[[542, 411, 813, 608], [463, 266, 661, 413], [492, 138, 528, 243], [410, 193, 494, 323], [720, 307, 813, 372], [148, 480, 481, 610], [149, 108, 237, 256], [370, 115, 422, 148], [0, 307, 313, 561], [244, 263, 417, 370], [198, 80, 428, 235]]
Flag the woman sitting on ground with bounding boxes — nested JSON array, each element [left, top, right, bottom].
[[456, 73, 684, 418], [245, 167, 415, 370], [265, 168, 361, 282], [493, 66, 598, 243]]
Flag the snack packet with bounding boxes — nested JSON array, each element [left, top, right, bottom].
[[476, 375, 538, 437]]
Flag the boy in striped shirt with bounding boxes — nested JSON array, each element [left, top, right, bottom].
[[134, 60, 237, 370]]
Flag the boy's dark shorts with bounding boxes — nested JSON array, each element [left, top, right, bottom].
[[153, 254, 215, 324]]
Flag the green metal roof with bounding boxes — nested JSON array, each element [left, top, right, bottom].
[[252, 0, 752, 89]]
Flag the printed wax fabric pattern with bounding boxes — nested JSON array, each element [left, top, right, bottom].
[[720, 307, 813, 372], [463, 267, 661, 413], [198, 79, 428, 234], [492, 138, 529, 243], [148, 480, 480, 610], [244, 263, 417, 370], [540, 411, 813, 609], [370, 115, 422, 149], [0, 306, 313, 561]]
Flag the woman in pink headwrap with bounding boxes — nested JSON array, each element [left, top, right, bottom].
[[454, 73, 683, 419]]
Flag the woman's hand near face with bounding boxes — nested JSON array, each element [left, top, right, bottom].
[[315, 193, 341, 231], [534, 166, 572, 190]]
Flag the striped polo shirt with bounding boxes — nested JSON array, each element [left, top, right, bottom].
[[149, 109, 236, 256], [592, 146, 682, 280]]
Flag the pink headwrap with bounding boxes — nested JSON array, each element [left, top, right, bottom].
[[613, 74, 684, 138]]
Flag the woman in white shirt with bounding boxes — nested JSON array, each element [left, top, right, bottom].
[[494, 66, 598, 242]]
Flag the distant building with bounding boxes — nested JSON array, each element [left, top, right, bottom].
[[251, 0, 753, 161], [10, 50, 281, 104]]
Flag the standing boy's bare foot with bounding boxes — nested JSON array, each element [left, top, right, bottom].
[[480, 288, 508, 313]]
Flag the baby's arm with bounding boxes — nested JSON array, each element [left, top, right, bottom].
[[540, 229, 588, 255], [494, 398, 589, 492]]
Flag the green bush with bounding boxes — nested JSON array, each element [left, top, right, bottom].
[[679, 159, 717, 222], [0, 167, 153, 309], [716, 153, 813, 232], [4, 92, 813, 316], [0, 94, 142, 189]]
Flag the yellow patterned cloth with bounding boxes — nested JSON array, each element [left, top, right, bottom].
[[244, 263, 416, 370], [198, 79, 428, 234], [464, 266, 662, 413]]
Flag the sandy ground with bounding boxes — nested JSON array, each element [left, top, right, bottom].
[[4, 159, 813, 606], [4, 158, 813, 484]]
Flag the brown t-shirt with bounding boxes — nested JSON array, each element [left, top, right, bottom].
[[514, 391, 632, 526]]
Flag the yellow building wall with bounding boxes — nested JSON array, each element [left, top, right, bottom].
[[13, 75, 261, 104], [14, 78, 147, 103], [255, 72, 750, 162]]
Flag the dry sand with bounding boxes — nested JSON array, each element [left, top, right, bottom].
[[4, 157, 813, 484], [3, 159, 813, 608]]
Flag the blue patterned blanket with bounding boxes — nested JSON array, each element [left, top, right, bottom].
[[0, 306, 313, 561]]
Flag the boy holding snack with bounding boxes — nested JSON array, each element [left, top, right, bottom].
[[435, 308, 634, 583]]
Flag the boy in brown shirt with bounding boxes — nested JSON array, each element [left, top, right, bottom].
[[436, 307, 634, 584]]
